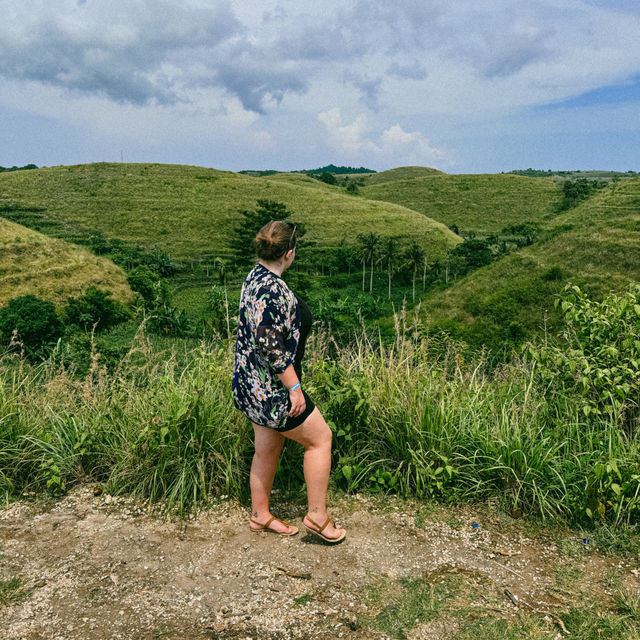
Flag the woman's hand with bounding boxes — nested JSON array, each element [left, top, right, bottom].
[[288, 387, 306, 417]]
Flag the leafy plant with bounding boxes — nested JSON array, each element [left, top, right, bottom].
[[0, 294, 63, 357], [528, 283, 640, 431], [63, 286, 130, 331]]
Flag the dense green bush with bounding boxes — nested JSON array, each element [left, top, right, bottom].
[[528, 283, 640, 429], [527, 284, 640, 523], [127, 265, 159, 304], [63, 286, 130, 331], [147, 303, 193, 337], [0, 295, 63, 356]]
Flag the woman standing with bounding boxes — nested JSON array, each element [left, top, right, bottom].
[[232, 220, 345, 543]]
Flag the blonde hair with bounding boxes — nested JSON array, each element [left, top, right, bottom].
[[254, 220, 297, 261]]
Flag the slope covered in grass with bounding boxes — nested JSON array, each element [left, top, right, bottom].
[[0, 218, 134, 308], [362, 173, 562, 232], [423, 177, 640, 346], [358, 166, 446, 185], [0, 163, 460, 262]]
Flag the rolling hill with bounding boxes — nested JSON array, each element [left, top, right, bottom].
[[355, 166, 446, 185], [361, 172, 563, 232], [0, 163, 461, 264], [0, 218, 134, 308], [421, 176, 640, 347]]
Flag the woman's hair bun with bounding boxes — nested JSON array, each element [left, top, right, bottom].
[[254, 220, 296, 261]]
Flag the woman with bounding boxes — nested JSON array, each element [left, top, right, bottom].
[[232, 220, 345, 543]]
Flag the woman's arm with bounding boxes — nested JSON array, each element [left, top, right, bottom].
[[277, 364, 305, 417]]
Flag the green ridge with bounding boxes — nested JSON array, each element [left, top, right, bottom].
[[0, 218, 134, 308], [362, 172, 563, 232], [422, 177, 640, 346], [0, 163, 460, 261], [359, 166, 446, 185]]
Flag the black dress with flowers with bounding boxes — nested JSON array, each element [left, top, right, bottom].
[[232, 263, 313, 430]]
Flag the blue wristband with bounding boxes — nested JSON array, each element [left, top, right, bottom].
[[288, 381, 301, 391]]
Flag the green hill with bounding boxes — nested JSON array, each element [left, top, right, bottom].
[[362, 173, 562, 232], [0, 163, 460, 263], [422, 177, 640, 347], [258, 172, 336, 190], [0, 218, 134, 308], [358, 166, 445, 186]]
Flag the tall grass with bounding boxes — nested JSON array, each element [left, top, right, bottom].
[[1, 316, 638, 524]]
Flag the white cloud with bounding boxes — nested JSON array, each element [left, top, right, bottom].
[[318, 109, 452, 167], [317, 109, 379, 156], [2, 0, 640, 171]]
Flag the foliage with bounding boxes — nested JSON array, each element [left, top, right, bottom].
[[2, 319, 640, 525], [527, 284, 640, 523], [208, 285, 239, 336], [500, 222, 541, 247], [528, 283, 640, 430], [357, 232, 380, 293], [126, 265, 159, 304], [403, 241, 425, 302], [450, 238, 493, 273], [344, 177, 360, 193], [303, 164, 374, 175], [0, 294, 63, 356], [147, 303, 193, 337], [558, 178, 606, 211], [0, 164, 37, 173], [63, 286, 130, 331], [316, 172, 337, 185], [230, 199, 292, 267]]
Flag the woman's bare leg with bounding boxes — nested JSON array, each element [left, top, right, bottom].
[[249, 423, 295, 534], [282, 408, 344, 539]]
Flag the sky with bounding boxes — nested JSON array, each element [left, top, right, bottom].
[[1, 0, 640, 173]]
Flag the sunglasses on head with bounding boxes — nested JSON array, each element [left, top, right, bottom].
[[287, 222, 297, 251]]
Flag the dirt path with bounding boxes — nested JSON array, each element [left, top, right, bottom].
[[1, 484, 638, 640]]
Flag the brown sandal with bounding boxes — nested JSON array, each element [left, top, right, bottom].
[[303, 514, 346, 543], [250, 515, 299, 536]]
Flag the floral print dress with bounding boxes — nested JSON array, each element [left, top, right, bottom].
[[232, 263, 301, 429]]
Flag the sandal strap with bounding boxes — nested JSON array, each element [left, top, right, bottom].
[[251, 515, 293, 531], [250, 515, 276, 528], [306, 514, 332, 533]]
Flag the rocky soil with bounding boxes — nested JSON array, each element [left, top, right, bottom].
[[1, 484, 638, 639]]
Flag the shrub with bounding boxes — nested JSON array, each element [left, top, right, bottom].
[[0, 295, 63, 356], [127, 265, 159, 304], [208, 286, 239, 336], [63, 287, 130, 331], [528, 283, 640, 432], [147, 303, 193, 337], [542, 266, 564, 281]]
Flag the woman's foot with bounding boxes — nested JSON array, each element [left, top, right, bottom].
[[249, 513, 298, 536], [303, 513, 346, 543]]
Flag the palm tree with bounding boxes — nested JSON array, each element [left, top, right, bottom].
[[422, 253, 429, 291], [404, 241, 425, 302], [357, 232, 380, 293], [355, 237, 368, 291], [378, 236, 399, 299], [214, 257, 227, 286]]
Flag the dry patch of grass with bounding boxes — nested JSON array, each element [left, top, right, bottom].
[[0, 218, 134, 307]]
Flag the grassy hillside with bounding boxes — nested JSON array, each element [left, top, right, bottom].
[[422, 177, 640, 347], [0, 218, 134, 308], [362, 173, 562, 232], [258, 172, 335, 190], [357, 166, 445, 185], [0, 163, 460, 263]]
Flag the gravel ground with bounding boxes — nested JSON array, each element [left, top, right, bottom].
[[1, 484, 638, 639]]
